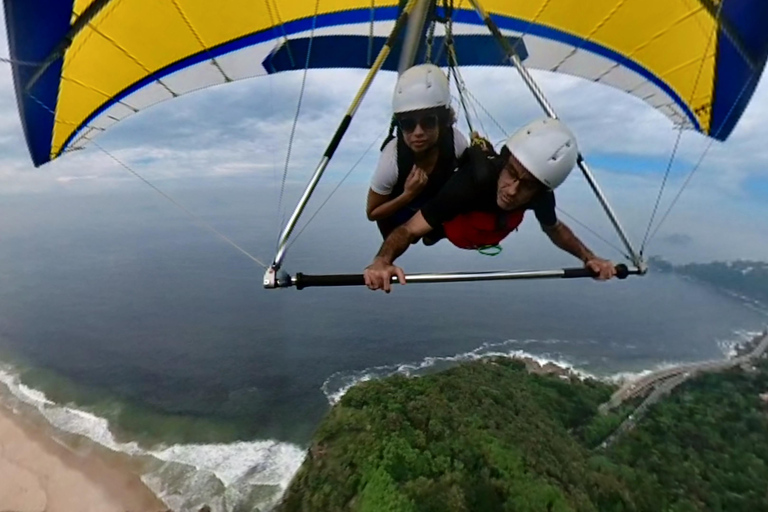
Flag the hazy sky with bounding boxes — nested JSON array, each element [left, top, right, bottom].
[[2, 9, 768, 266]]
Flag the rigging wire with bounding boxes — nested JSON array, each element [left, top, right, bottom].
[[275, 0, 321, 250], [646, 139, 715, 246], [286, 126, 390, 251], [445, 39, 478, 134], [639, 127, 685, 253], [91, 140, 269, 269], [23, 86, 269, 269], [462, 86, 508, 138], [640, 0, 724, 254], [1, 56, 41, 66], [556, 207, 630, 261], [468, 0, 637, 258], [435, 0, 626, 260], [263, 0, 296, 68], [646, 70, 762, 247], [440, 1, 480, 137]]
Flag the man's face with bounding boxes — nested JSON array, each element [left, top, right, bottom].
[[496, 152, 545, 210], [397, 109, 441, 154]]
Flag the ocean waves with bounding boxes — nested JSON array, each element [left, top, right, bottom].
[[0, 362, 305, 512]]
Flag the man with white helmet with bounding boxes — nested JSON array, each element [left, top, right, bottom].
[[367, 64, 469, 238], [364, 118, 617, 292]]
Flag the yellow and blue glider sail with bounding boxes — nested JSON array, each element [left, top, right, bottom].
[[5, 0, 768, 167]]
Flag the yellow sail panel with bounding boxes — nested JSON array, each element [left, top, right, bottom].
[[72, 0, 98, 21], [53, 0, 401, 157], [73, 0, 98, 15], [29, 0, 763, 163], [481, 0, 718, 132]]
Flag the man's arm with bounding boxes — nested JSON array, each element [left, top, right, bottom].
[[364, 212, 433, 292], [542, 220, 616, 280], [364, 151, 480, 292]]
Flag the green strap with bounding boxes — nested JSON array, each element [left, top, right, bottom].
[[477, 245, 502, 256]]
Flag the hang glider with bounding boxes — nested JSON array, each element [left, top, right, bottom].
[[4, 0, 768, 289]]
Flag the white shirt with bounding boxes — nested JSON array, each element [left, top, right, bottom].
[[369, 126, 469, 195]]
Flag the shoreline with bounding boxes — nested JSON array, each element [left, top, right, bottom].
[[0, 402, 168, 512]]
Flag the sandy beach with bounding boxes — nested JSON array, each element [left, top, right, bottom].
[[0, 405, 167, 512]]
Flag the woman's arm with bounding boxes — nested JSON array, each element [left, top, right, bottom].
[[366, 188, 416, 221], [366, 165, 427, 221]]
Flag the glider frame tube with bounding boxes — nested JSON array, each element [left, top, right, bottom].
[[291, 264, 634, 290], [398, 0, 433, 74], [466, 0, 646, 272], [266, 0, 424, 286], [265, 0, 647, 290]]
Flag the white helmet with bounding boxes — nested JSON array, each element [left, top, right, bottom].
[[392, 64, 450, 114], [504, 118, 578, 190]]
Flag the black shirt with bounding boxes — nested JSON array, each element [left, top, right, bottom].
[[421, 146, 558, 229]]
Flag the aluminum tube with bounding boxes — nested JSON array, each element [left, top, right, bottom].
[[269, 0, 421, 273], [398, 0, 433, 74]]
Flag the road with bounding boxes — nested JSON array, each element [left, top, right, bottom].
[[600, 328, 768, 413], [598, 372, 689, 450], [595, 329, 768, 449]]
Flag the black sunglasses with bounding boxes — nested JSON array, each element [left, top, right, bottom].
[[397, 114, 439, 133]]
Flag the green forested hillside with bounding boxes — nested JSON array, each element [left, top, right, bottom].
[[278, 358, 768, 512]]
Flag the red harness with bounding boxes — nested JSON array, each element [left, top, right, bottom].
[[443, 210, 525, 249]]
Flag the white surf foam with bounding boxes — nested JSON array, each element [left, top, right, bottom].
[[606, 328, 766, 385], [321, 338, 590, 406], [716, 328, 767, 359], [605, 361, 686, 386], [144, 441, 306, 512], [151, 440, 306, 488], [0, 365, 143, 455], [0, 363, 306, 512], [0, 368, 53, 406]]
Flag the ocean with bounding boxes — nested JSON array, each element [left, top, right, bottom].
[[0, 178, 765, 511]]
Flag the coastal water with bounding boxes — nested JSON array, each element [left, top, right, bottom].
[[0, 179, 765, 511]]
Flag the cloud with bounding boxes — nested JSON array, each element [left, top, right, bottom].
[[56, 174, 100, 183], [658, 233, 694, 247]]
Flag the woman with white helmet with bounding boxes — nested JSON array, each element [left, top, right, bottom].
[[363, 118, 618, 292], [367, 64, 469, 239]]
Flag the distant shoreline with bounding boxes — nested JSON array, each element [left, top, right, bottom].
[[512, 326, 768, 391]]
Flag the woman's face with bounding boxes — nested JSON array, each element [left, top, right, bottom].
[[397, 109, 441, 154]]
